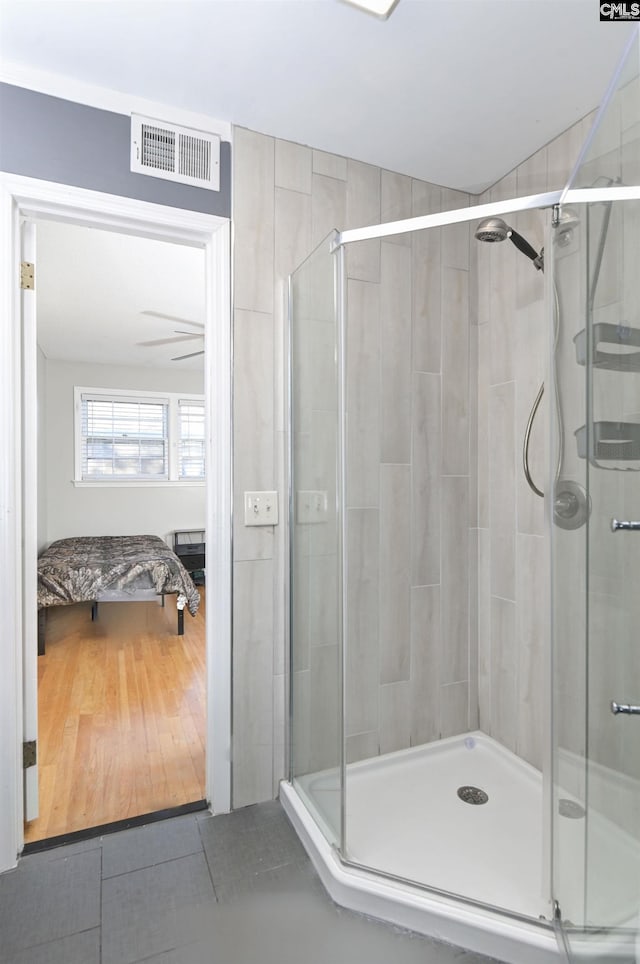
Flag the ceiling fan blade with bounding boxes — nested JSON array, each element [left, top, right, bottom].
[[138, 334, 202, 347], [141, 310, 205, 330], [172, 349, 205, 361]]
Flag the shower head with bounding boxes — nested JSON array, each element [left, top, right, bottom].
[[475, 217, 544, 271], [474, 217, 510, 243]]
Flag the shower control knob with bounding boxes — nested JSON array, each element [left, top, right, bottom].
[[611, 519, 640, 531], [611, 701, 640, 715], [553, 481, 589, 530]]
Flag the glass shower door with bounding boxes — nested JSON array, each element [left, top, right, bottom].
[[551, 29, 640, 961], [288, 231, 344, 849]]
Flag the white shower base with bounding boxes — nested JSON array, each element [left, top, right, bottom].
[[344, 732, 544, 917], [281, 732, 639, 964]]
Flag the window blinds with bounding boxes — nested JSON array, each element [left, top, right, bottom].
[[81, 396, 168, 480], [178, 400, 205, 479]]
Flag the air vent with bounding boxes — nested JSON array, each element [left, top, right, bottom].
[[131, 114, 220, 191]]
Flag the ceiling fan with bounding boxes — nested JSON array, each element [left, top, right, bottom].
[[138, 310, 204, 360]]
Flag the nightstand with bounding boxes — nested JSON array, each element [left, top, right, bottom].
[[173, 529, 205, 586]]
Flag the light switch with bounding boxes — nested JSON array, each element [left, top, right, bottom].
[[244, 491, 278, 526]]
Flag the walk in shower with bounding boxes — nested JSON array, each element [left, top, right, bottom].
[[283, 30, 640, 964]]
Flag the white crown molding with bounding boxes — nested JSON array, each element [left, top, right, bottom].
[[0, 60, 232, 142]]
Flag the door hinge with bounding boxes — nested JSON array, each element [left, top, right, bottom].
[[20, 262, 35, 290], [23, 740, 37, 769]]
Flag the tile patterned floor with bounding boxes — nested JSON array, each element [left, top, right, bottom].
[[0, 801, 506, 964]]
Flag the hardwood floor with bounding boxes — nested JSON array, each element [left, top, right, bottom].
[[25, 591, 206, 843]]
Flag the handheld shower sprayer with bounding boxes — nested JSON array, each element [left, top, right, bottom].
[[475, 214, 546, 499], [474, 217, 544, 271], [474, 207, 590, 529]]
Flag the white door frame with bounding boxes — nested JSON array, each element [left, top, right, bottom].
[[0, 173, 232, 873]]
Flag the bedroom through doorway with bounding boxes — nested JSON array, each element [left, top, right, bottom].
[[25, 220, 209, 845]]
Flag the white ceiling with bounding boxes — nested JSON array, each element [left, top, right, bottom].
[[36, 221, 206, 369], [0, 0, 636, 194], [5, 1, 637, 369]]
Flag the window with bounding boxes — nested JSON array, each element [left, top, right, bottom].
[[80, 395, 168, 480], [178, 399, 206, 479], [74, 387, 205, 484]]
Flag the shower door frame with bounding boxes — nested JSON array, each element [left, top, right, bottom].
[[336, 187, 640, 247], [287, 181, 640, 950], [332, 189, 561, 931]]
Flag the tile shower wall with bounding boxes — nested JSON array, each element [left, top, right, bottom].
[[552, 72, 640, 852], [475, 114, 595, 771], [344, 189, 475, 763], [233, 111, 600, 808], [232, 127, 475, 803]]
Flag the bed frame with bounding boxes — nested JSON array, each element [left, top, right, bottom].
[[37, 590, 187, 656], [37, 534, 199, 656]]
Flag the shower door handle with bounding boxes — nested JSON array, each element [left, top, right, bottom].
[[611, 519, 640, 531], [611, 701, 640, 715]]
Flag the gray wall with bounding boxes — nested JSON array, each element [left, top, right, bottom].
[[0, 83, 231, 217], [232, 115, 602, 810], [551, 72, 640, 850], [342, 187, 475, 762], [475, 114, 595, 771], [231, 128, 477, 806]]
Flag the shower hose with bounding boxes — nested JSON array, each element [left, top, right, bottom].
[[523, 281, 563, 500]]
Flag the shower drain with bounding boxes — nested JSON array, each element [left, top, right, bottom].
[[457, 785, 489, 805]]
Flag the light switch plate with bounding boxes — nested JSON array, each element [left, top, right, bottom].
[[244, 491, 278, 526]]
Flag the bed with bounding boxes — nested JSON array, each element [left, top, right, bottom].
[[37, 534, 201, 655]]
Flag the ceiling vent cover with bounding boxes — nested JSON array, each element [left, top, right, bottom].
[[131, 114, 220, 191]]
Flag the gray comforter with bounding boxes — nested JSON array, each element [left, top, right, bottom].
[[37, 534, 200, 616]]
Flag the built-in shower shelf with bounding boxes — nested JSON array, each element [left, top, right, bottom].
[[576, 421, 640, 467], [574, 323, 640, 371]]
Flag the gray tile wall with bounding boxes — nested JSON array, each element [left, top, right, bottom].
[[232, 128, 474, 801], [475, 114, 595, 771], [552, 78, 640, 859], [233, 111, 599, 806], [344, 186, 476, 764], [233, 129, 313, 806]]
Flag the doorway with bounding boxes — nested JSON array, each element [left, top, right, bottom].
[[26, 221, 210, 843], [0, 175, 231, 870]]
